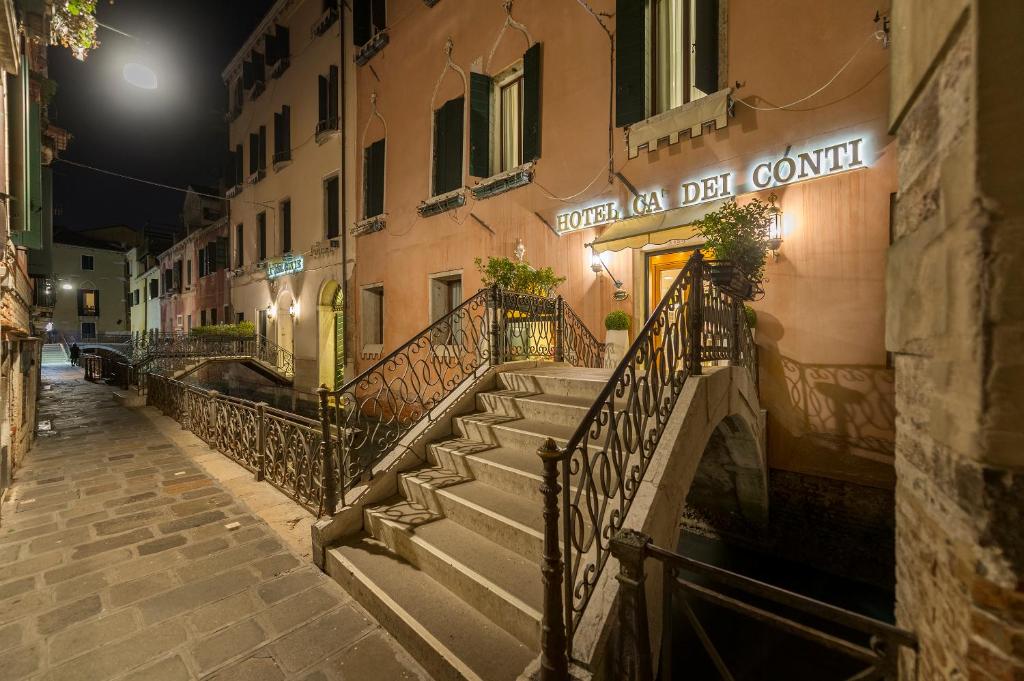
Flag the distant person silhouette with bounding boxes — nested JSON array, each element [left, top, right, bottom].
[[69, 343, 80, 366]]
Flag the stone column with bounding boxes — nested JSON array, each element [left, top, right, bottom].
[[887, 1, 1024, 678]]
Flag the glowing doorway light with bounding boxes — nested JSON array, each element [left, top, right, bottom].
[[123, 63, 158, 90]]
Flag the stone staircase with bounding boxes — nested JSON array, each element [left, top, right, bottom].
[[40, 343, 67, 366], [325, 365, 612, 681]]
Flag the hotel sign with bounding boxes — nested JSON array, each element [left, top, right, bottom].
[[267, 255, 304, 279], [555, 137, 866, 235]]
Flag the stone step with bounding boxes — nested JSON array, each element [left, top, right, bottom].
[[401, 470, 544, 563], [452, 415, 592, 456], [327, 536, 535, 681], [364, 500, 542, 649], [497, 366, 611, 401], [476, 389, 594, 429]]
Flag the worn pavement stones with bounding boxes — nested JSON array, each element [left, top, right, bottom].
[[0, 366, 428, 680]]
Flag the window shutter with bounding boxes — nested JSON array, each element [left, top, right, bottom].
[[469, 73, 491, 177], [77, 289, 84, 316], [371, 0, 386, 33], [243, 60, 254, 89], [265, 33, 278, 66], [326, 176, 340, 238], [615, 0, 646, 127], [216, 237, 228, 270], [329, 66, 339, 121], [522, 42, 542, 162], [694, 0, 719, 95], [273, 112, 282, 155], [353, 0, 371, 46], [94, 291, 100, 317], [364, 139, 385, 218], [253, 51, 265, 82], [249, 133, 259, 175], [235, 144, 243, 183], [435, 97, 464, 194], [318, 75, 328, 122], [259, 126, 267, 170], [282, 105, 291, 150], [277, 26, 290, 59], [282, 202, 292, 253]]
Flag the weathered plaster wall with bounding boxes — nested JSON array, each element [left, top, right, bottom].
[[887, 1, 1024, 677]]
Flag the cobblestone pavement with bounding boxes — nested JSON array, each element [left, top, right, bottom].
[[0, 366, 429, 681]]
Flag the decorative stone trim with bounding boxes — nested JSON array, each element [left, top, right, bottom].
[[352, 215, 386, 236], [225, 184, 243, 199], [270, 59, 290, 80], [418, 189, 466, 217], [355, 31, 389, 67], [626, 88, 732, 159], [471, 164, 534, 200]]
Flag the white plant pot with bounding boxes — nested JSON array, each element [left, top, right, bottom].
[[603, 329, 630, 368]]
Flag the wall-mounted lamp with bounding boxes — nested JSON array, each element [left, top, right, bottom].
[[61, 283, 73, 290], [590, 248, 629, 301], [266, 304, 276, 320], [767, 194, 783, 260], [288, 301, 299, 317]]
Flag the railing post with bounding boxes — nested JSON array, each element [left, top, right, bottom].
[[554, 296, 565, 363], [537, 438, 569, 681], [689, 251, 705, 375], [318, 385, 339, 515], [608, 528, 654, 681], [729, 298, 742, 366], [207, 390, 219, 444], [256, 402, 267, 481], [489, 285, 502, 366]]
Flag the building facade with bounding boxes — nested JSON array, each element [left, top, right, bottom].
[[223, 0, 355, 397], [338, 0, 896, 581], [49, 231, 129, 340], [156, 217, 231, 333], [127, 245, 164, 336]]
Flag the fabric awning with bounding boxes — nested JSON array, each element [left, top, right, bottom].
[[588, 201, 716, 253]]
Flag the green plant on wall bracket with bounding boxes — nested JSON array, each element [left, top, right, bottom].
[[604, 310, 631, 331], [693, 194, 775, 285], [744, 305, 757, 329], [474, 257, 566, 297]]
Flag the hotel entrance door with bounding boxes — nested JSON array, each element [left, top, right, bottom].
[[647, 248, 697, 318]]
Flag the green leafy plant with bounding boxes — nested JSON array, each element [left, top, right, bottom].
[[604, 310, 631, 331], [475, 257, 566, 297], [190, 321, 255, 338], [744, 305, 757, 329], [694, 195, 775, 285], [52, 0, 101, 61]]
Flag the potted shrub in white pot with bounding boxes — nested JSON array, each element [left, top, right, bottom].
[[603, 310, 631, 368]]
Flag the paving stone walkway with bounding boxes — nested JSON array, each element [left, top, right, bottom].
[[0, 366, 429, 681]]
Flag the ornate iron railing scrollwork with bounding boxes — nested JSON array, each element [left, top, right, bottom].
[[538, 251, 760, 666], [319, 286, 607, 512]]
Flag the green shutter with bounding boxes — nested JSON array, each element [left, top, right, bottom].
[[522, 42, 542, 162], [318, 75, 328, 122], [353, 0, 371, 46], [615, 0, 646, 127], [432, 106, 446, 194], [249, 133, 259, 174], [435, 97, 463, 194], [694, 0, 719, 95], [364, 139, 385, 218], [469, 72, 491, 177]]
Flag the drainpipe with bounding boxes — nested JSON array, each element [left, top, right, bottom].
[[338, 0, 349, 381]]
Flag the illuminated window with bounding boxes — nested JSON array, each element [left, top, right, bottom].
[[496, 68, 523, 173]]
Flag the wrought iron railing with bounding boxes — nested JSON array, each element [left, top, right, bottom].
[[129, 333, 295, 378], [318, 286, 605, 512], [147, 373, 325, 513], [602, 528, 916, 681], [534, 251, 760, 674]]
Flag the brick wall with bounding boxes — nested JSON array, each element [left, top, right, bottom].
[[887, 1, 1024, 678]]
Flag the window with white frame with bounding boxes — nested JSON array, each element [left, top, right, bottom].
[[495, 65, 523, 174]]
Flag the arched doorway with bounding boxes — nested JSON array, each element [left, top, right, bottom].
[[317, 281, 344, 389]]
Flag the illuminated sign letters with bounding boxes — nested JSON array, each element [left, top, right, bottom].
[[555, 136, 866, 235], [267, 255, 304, 279]]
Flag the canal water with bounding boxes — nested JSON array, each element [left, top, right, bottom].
[[180, 363, 321, 420], [666, 531, 895, 680]]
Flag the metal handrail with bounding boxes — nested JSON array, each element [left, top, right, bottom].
[[537, 251, 759, 668], [600, 529, 917, 681], [318, 285, 605, 512]]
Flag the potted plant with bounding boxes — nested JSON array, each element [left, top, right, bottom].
[[474, 256, 566, 297], [475, 257, 567, 360], [603, 310, 631, 368], [694, 195, 775, 300]]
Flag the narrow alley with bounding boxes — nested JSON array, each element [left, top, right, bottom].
[[0, 366, 426, 681]]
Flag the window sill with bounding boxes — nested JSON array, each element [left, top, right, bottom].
[[361, 344, 383, 360], [354, 31, 389, 67], [226, 184, 243, 198], [312, 6, 339, 37], [418, 188, 466, 218], [246, 170, 266, 185], [249, 81, 265, 101], [272, 156, 292, 172], [352, 214, 386, 236], [471, 163, 534, 200], [226, 108, 242, 123], [626, 87, 732, 159], [315, 119, 339, 145], [270, 59, 290, 80]]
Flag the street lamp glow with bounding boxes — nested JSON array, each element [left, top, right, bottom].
[[61, 283, 73, 290], [123, 63, 158, 90]]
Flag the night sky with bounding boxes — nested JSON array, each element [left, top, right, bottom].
[[49, 0, 276, 231]]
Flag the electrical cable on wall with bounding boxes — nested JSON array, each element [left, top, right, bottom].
[[733, 30, 885, 112]]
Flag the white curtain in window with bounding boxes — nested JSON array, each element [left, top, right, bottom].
[[655, 0, 685, 113], [500, 79, 522, 172]]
